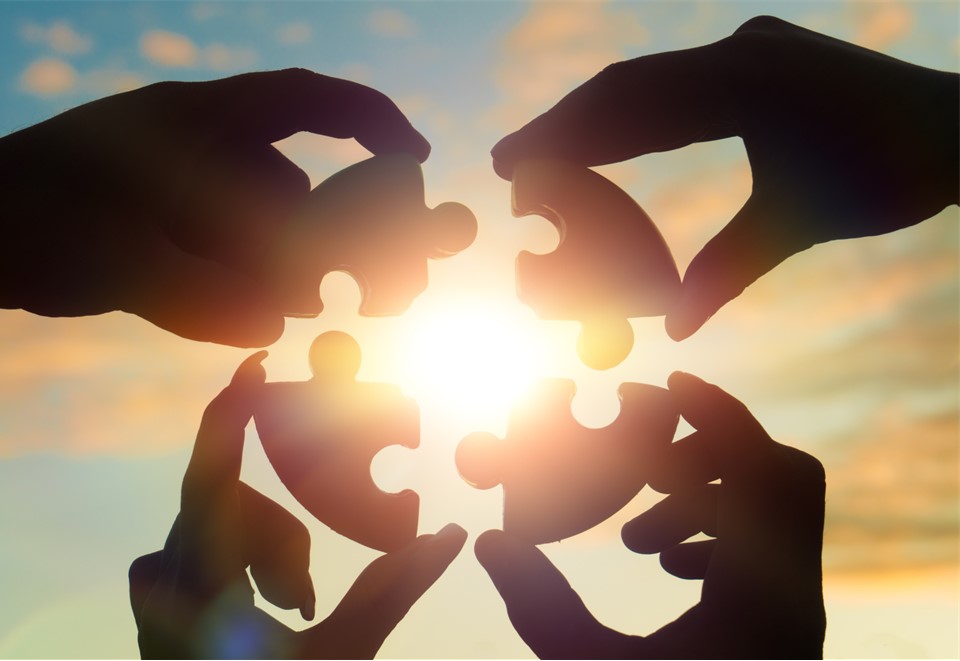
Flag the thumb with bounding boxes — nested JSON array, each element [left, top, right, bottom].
[[475, 530, 644, 659], [665, 196, 807, 341], [492, 42, 735, 180], [120, 235, 284, 347], [304, 524, 467, 659]]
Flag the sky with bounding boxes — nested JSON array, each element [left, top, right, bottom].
[[0, 0, 957, 658]]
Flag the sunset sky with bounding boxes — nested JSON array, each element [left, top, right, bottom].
[[0, 1, 957, 658]]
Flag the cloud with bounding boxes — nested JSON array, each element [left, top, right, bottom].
[[140, 29, 198, 68], [821, 406, 958, 576], [852, 1, 915, 50], [203, 43, 258, 71], [493, 1, 649, 128], [276, 21, 312, 46], [83, 67, 146, 95], [20, 20, 92, 55], [139, 30, 257, 71], [0, 311, 243, 457], [19, 57, 77, 96], [189, 2, 224, 22], [367, 8, 417, 39]]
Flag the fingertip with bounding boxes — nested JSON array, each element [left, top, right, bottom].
[[429, 523, 468, 553], [230, 350, 269, 387], [474, 528, 508, 564], [664, 283, 712, 341], [666, 370, 703, 392], [300, 581, 316, 621]]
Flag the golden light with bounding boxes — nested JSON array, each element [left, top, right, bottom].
[[397, 297, 557, 432]]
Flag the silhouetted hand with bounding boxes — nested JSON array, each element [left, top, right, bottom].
[[476, 371, 826, 659], [0, 69, 430, 347], [129, 353, 466, 659], [492, 16, 959, 341]]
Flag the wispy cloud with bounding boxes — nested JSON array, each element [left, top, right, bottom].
[[493, 1, 649, 127], [276, 21, 312, 46], [20, 20, 92, 55], [203, 43, 257, 71], [367, 8, 417, 39]]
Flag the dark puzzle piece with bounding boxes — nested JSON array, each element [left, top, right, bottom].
[[253, 331, 419, 553], [266, 153, 477, 317], [456, 378, 679, 544], [511, 159, 681, 369]]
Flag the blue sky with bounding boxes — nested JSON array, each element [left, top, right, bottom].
[[0, 1, 957, 658]]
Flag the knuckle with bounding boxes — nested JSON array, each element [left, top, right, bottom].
[[734, 15, 791, 35]]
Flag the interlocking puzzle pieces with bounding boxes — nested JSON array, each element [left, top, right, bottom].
[[511, 159, 682, 370], [252, 331, 419, 553], [266, 153, 477, 318], [455, 378, 679, 544]]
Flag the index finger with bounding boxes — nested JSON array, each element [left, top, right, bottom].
[[188, 69, 431, 160], [178, 352, 267, 594], [181, 350, 268, 503], [491, 42, 734, 179]]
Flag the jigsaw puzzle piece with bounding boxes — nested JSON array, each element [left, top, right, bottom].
[[512, 159, 681, 370], [455, 378, 678, 544], [253, 331, 420, 553], [267, 153, 477, 317]]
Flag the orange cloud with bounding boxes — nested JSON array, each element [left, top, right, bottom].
[[0, 311, 244, 457], [821, 406, 958, 576], [493, 1, 649, 127], [140, 29, 198, 68], [852, 1, 915, 51], [20, 20, 92, 55], [19, 57, 76, 96]]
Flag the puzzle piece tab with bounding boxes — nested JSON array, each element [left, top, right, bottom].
[[253, 331, 419, 553], [266, 153, 477, 317], [455, 378, 678, 544], [512, 159, 681, 370]]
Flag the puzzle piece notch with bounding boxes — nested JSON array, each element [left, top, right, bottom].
[[456, 378, 679, 545], [512, 159, 682, 370], [267, 153, 478, 318], [253, 331, 420, 553]]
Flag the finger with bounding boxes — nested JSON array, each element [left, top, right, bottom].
[[665, 196, 805, 341], [491, 43, 735, 179], [191, 69, 431, 161], [237, 482, 316, 620], [660, 540, 717, 580], [178, 353, 267, 595], [165, 144, 311, 275], [182, 352, 267, 499], [129, 550, 164, 627], [647, 430, 720, 494], [621, 485, 719, 554], [120, 234, 285, 347], [307, 523, 467, 659], [475, 530, 644, 659], [665, 371, 771, 474]]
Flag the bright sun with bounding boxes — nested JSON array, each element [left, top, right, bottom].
[[397, 299, 556, 431]]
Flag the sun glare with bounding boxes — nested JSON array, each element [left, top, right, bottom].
[[398, 300, 554, 431]]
